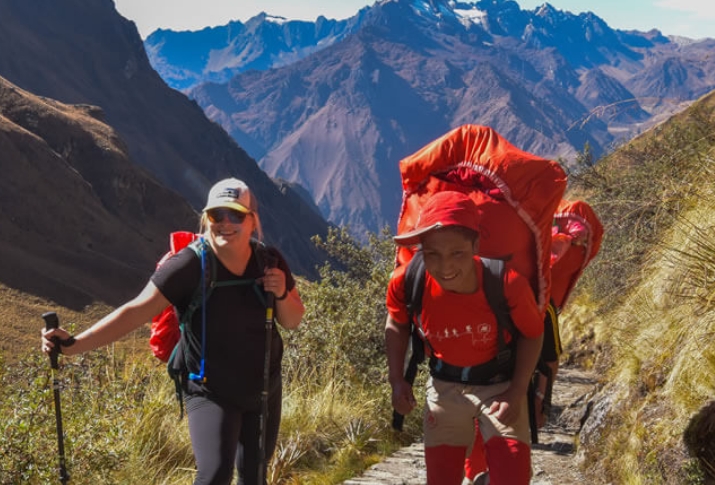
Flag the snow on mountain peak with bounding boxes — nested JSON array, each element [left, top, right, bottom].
[[405, 0, 486, 27]]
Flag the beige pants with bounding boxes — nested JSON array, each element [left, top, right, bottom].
[[423, 377, 531, 451]]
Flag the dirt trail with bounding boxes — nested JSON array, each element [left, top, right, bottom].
[[343, 365, 597, 485]]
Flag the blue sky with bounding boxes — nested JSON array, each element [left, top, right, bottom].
[[114, 0, 715, 40]]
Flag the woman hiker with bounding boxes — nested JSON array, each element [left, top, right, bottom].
[[41, 178, 305, 485]]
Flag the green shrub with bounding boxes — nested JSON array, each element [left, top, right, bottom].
[[283, 226, 395, 387]]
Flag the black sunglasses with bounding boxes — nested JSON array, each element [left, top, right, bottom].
[[206, 208, 250, 224]]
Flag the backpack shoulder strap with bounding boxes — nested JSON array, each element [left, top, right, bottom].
[[184, 238, 215, 319], [480, 257, 519, 338], [248, 239, 276, 307], [404, 251, 426, 325], [480, 257, 521, 369]]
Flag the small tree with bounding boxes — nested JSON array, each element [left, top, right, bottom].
[[283, 226, 396, 386]]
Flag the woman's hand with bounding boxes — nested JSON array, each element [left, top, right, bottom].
[[261, 267, 287, 299], [38, 281, 172, 357], [41, 327, 77, 356]]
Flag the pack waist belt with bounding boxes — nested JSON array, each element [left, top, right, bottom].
[[428, 355, 511, 386]]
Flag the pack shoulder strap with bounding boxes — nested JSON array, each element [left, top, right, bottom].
[[183, 238, 214, 324], [405, 253, 429, 359], [404, 252, 429, 358], [482, 257, 546, 444], [480, 257, 520, 363]]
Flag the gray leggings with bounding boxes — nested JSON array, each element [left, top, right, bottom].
[[185, 382, 282, 485]]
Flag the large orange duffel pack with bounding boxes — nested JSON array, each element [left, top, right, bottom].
[[395, 124, 568, 312]]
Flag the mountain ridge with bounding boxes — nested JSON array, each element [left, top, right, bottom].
[[162, 0, 715, 235], [0, 75, 197, 308], [0, 0, 331, 278]]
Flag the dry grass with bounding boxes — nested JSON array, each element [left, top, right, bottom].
[[0, 338, 404, 484], [0, 283, 114, 364], [555, 96, 715, 483], [564, 149, 715, 483]]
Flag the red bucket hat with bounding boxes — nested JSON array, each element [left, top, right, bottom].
[[394, 191, 480, 246]]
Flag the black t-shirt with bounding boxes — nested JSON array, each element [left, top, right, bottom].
[[151, 242, 295, 410]]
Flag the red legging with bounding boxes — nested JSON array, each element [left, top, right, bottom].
[[426, 437, 530, 485], [464, 429, 488, 480]]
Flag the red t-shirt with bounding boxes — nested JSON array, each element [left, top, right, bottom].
[[386, 257, 543, 368]]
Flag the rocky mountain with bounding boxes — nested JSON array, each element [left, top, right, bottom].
[[0, 0, 331, 279], [151, 0, 715, 236], [145, 12, 367, 91], [0, 76, 197, 308]]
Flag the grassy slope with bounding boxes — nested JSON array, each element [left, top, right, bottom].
[[559, 91, 715, 483]]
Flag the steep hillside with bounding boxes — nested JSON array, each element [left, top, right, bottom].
[[0, 76, 196, 308], [557, 90, 715, 483], [182, 0, 715, 236], [0, 0, 330, 276]]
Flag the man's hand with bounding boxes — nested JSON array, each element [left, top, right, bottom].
[[391, 379, 417, 416], [487, 386, 524, 426]]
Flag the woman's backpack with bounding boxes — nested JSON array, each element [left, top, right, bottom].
[[149, 231, 200, 362]]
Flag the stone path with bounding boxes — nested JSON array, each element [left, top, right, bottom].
[[529, 367, 597, 484], [342, 442, 426, 485], [342, 366, 597, 485]]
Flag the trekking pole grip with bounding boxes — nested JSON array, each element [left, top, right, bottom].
[[43, 312, 60, 370]]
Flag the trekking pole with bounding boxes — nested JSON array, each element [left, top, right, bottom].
[[258, 291, 274, 485], [42, 311, 70, 485]]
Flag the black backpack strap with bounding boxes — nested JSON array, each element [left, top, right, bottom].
[[247, 239, 278, 307], [480, 257, 519, 370], [404, 252, 432, 357], [482, 257, 550, 444]]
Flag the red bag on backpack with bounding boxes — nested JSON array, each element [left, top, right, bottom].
[[550, 199, 604, 309], [149, 231, 200, 362], [396, 124, 567, 312]]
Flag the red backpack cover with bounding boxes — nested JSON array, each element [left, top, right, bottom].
[[149, 231, 200, 362], [396, 124, 568, 312], [550, 199, 604, 309]]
